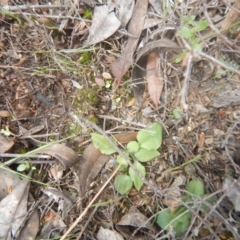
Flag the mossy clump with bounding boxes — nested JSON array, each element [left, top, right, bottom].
[[83, 8, 92, 20], [73, 87, 99, 114], [78, 52, 92, 65]]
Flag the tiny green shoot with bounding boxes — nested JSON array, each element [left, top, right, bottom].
[[176, 15, 209, 62]]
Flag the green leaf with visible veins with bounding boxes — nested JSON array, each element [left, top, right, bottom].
[[186, 179, 204, 197], [114, 174, 133, 195], [129, 160, 146, 191], [134, 148, 160, 162], [137, 122, 162, 150], [91, 133, 116, 155]]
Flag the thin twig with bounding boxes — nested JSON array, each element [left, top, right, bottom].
[[203, 2, 240, 51], [12, 12, 92, 22], [197, 50, 240, 75], [2, 4, 67, 11], [76, 205, 99, 240], [0, 153, 51, 159], [60, 163, 122, 240], [180, 52, 193, 111], [97, 114, 147, 128]]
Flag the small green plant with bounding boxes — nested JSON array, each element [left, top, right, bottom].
[[156, 179, 215, 236], [91, 122, 162, 194], [168, 108, 183, 119], [17, 160, 36, 172], [83, 8, 92, 20], [78, 51, 92, 65], [176, 15, 209, 63]]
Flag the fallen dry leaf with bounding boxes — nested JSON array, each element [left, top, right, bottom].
[[0, 168, 38, 240], [78, 132, 137, 198], [223, 177, 240, 211], [102, 72, 112, 79], [116, 206, 156, 239], [146, 50, 163, 108], [111, 0, 148, 88], [0, 134, 14, 153], [39, 143, 79, 170], [78, 143, 110, 198], [132, 38, 180, 106], [95, 77, 105, 87], [85, 5, 121, 46], [97, 227, 124, 240], [115, 0, 135, 28]]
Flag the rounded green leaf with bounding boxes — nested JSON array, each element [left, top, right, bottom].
[[173, 211, 191, 236], [173, 108, 183, 119], [134, 148, 160, 162], [156, 209, 175, 231], [186, 179, 204, 197], [114, 174, 133, 195], [157, 208, 191, 236], [127, 141, 139, 153], [181, 26, 192, 39], [137, 122, 162, 150], [129, 161, 146, 191], [17, 164, 27, 172], [91, 133, 116, 155]]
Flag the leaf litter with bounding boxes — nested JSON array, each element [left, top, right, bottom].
[[1, 0, 240, 239]]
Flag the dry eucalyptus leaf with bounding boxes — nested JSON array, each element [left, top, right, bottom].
[[19, 124, 44, 137], [149, 0, 162, 15], [116, 206, 156, 239], [42, 187, 74, 219], [85, 4, 121, 46], [111, 0, 148, 88], [223, 177, 240, 211], [102, 72, 112, 79], [95, 77, 105, 87], [132, 39, 180, 106], [37, 214, 66, 239], [0, 168, 33, 240], [78, 143, 110, 198], [115, 0, 135, 28], [146, 50, 163, 108], [97, 227, 124, 240], [0, 134, 14, 153], [17, 194, 39, 240], [40, 144, 79, 170]]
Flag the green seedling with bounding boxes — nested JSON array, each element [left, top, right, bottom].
[[156, 179, 216, 236], [91, 122, 162, 194], [83, 8, 92, 20], [0, 126, 12, 136], [105, 80, 112, 88], [17, 160, 30, 172], [168, 108, 183, 119], [176, 15, 209, 63]]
